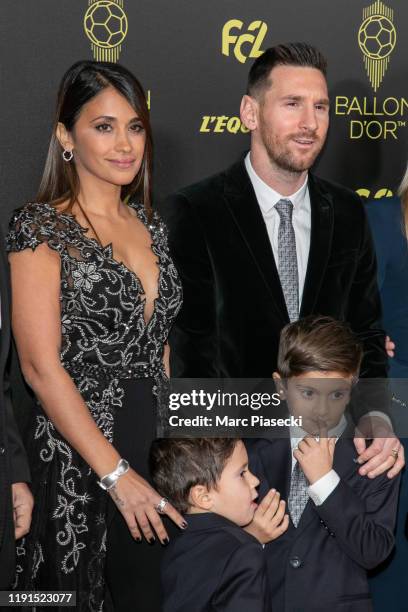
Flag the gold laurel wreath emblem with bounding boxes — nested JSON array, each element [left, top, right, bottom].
[[358, 0, 396, 92], [84, 0, 128, 62]]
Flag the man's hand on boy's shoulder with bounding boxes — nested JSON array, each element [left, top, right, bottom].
[[354, 415, 404, 479], [294, 429, 336, 485], [244, 488, 289, 545]]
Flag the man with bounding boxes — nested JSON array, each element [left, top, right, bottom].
[[0, 229, 33, 589], [162, 43, 404, 477]]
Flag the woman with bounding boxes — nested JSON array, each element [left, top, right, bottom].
[[6, 61, 184, 611], [365, 166, 408, 612]]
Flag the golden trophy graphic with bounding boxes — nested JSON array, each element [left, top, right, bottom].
[[84, 0, 128, 62], [358, 1, 396, 92]]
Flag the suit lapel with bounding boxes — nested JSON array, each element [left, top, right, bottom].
[[223, 160, 289, 326], [259, 437, 292, 498], [294, 498, 315, 533], [332, 425, 360, 479], [299, 174, 334, 317]]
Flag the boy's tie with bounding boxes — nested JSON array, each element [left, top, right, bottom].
[[288, 460, 309, 527]]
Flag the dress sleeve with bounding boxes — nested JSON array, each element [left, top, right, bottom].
[[151, 208, 170, 243], [6, 204, 64, 255]]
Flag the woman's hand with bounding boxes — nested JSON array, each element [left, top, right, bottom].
[[109, 468, 186, 543], [244, 488, 289, 544]]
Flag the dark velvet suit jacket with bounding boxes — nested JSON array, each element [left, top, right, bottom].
[[246, 434, 400, 612], [161, 158, 387, 388], [161, 512, 271, 612], [0, 230, 30, 588]]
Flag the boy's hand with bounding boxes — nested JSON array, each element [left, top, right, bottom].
[[294, 424, 336, 485], [244, 489, 289, 544]]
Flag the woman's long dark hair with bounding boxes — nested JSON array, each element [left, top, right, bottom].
[[37, 60, 153, 215]]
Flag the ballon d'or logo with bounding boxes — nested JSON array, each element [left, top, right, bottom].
[[84, 0, 128, 62], [358, 0, 396, 92]]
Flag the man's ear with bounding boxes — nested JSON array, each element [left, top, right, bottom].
[[56, 122, 74, 152], [189, 484, 214, 511], [240, 94, 258, 131]]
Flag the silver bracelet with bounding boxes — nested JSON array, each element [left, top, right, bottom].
[[97, 458, 130, 491]]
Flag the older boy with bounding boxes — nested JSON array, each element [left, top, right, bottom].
[[247, 315, 400, 612]]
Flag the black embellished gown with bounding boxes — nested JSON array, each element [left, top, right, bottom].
[[6, 202, 183, 611]]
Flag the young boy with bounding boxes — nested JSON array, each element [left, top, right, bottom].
[[150, 438, 286, 611], [247, 315, 400, 612]]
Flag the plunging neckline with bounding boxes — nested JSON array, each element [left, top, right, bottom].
[[54, 202, 161, 328]]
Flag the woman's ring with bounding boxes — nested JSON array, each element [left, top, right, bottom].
[[156, 498, 168, 514], [391, 448, 399, 460]]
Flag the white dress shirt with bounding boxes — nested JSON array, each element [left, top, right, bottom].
[[290, 415, 348, 505], [245, 152, 311, 305]]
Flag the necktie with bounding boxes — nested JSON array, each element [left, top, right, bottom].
[[288, 460, 310, 527], [275, 199, 299, 322]]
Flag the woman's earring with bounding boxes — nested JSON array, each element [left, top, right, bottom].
[[62, 149, 74, 162]]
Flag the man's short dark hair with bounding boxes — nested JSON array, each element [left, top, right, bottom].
[[247, 42, 328, 98], [149, 438, 238, 514], [277, 315, 363, 378]]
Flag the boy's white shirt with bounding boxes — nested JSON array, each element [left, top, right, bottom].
[[289, 415, 347, 506]]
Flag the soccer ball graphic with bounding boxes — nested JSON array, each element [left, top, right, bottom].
[[84, 1, 128, 48], [358, 15, 396, 60]]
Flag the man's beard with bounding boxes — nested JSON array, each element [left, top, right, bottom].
[[260, 127, 323, 174]]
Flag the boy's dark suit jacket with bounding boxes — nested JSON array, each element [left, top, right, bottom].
[[0, 231, 30, 588], [161, 512, 271, 612], [162, 159, 387, 410], [246, 433, 400, 612]]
